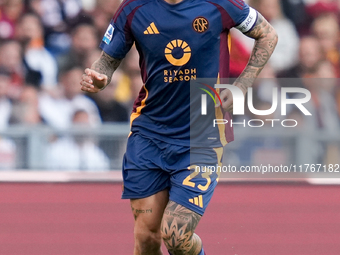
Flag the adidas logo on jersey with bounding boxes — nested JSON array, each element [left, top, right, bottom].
[[189, 195, 203, 208], [144, 22, 159, 34]]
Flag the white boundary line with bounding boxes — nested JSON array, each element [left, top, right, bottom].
[[0, 171, 122, 182], [0, 171, 340, 184]]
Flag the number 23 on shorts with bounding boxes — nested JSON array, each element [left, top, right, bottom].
[[182, 165, 219, 191]]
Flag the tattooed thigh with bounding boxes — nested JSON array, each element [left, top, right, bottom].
[[131, 205, 153, 220], [161, 201, 202, 255]]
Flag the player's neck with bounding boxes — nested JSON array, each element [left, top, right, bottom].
[[163, 0, 184, 4]]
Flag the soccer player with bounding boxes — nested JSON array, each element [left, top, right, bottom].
[[80, 0, 277, 254]]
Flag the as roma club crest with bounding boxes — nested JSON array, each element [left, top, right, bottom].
[[192, 17, 209, 33]]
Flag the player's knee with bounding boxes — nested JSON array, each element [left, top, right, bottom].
[[161, 201, 202, 254], [134, 228, 162, 253], [161, 218, 195, 252]]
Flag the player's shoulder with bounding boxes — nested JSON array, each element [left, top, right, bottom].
[[112, 0, 154, 21], [205, 0, 248, 10], [116, 0, 154, 13]]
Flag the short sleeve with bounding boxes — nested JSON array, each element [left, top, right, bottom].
[[99, 7, 135, 59], [218, 0, 258, 33]]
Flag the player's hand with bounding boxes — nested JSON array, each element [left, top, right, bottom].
[[80, 68, 108, 93], [216, 84, 247, 113]]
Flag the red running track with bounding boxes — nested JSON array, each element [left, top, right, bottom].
[[0, 182, 339, 255]]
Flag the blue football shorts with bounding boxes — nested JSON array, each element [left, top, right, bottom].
[[122, 132, 223, 215]]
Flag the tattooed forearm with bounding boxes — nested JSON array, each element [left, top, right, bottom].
[[161, 201, 202, 255], [91, 51, 122, 88], [235, 66, 260, 92], [235, 12, 278, 92], [249, 46, 270, 67]]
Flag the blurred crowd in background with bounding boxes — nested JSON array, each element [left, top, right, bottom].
[[0, 0, 141, 131], [232, 0, 340, 130], [0, 0, 339, 170]]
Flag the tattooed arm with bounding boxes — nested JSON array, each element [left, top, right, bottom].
[[80, 51, 122, 93], [220, 12, 278, 112]]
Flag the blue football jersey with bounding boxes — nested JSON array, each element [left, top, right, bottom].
[[100, 0, 257, 147]]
